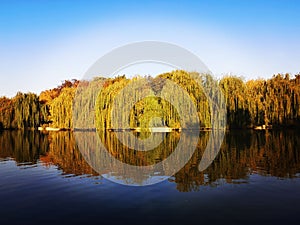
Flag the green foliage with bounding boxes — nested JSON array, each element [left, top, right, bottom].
[[93, 71, 213, 130], [40, 79, 79, 127], [158, 70, 211, 128], [0, 97, 14, 129], [0, 93, 39, 129], [0, 93, 41, 129], [95, 75, 129, 130], [220, 73, 300, 128], [12, 92, 41, 129], [219, 76, 249, 128], [49, 87, 75, 128], [73, 78, 105, 129], [0, 72, 299, 130]]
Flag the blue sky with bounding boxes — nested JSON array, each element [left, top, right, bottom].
[[1, 0, 300, 97]]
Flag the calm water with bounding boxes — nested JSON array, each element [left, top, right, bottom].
[[0, 130, 300, 225]]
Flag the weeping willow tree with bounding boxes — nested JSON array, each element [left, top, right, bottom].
[[73, 77, 106, 129], [219, 73, 300, 128], [158, 71, 212, 128], [0, 97, 14, 129], [94, 71, 212, 130], [219, 76, 249, 128], [0, 93, 44, 129], [49, 72, 300, 130], [40, 79, 79, 128], [11, 92, 41, 129], [1, 71, 299, 130], [49, 87, 76, 128], [129, 96, 181, 129], [95, 75, 129, 130]]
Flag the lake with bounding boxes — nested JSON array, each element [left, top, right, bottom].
[[0, 130, 300, 225]]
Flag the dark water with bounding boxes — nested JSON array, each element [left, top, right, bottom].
[[0, 130, 300, 225]]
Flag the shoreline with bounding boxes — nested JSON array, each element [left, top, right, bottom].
[[1, 125, 299, 132]]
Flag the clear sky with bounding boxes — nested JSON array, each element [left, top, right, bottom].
[[1, 0, 300, 97]]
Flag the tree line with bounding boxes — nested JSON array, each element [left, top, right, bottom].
[[0, 71, 299, 130]]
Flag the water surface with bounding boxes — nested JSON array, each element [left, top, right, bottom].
[[0, 130, 300, 225]]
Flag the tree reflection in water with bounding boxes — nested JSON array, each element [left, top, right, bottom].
[[0, 130, 299, 191]]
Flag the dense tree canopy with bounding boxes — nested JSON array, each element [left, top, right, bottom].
[[220, 73, 300, 128], [0, 93, 42, 129], [0, 71, 299, 130]]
